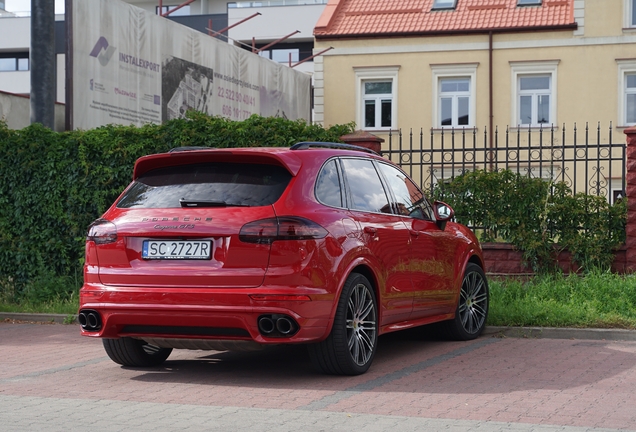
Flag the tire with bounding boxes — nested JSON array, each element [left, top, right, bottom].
[[102, 337, 172, 367], [441, 263, 489, 341], [308, 273, 378, 375]]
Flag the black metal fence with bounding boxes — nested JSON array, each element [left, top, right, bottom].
[[384, 123, 626, 204]]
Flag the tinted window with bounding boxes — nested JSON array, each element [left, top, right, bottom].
[[341, 158, 390, 213], [377, 163, 434, 220], [117, 163, 291, 208], [315, 159, 343, 208]]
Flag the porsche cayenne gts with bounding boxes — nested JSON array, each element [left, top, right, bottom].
[[79, 142, 489, 375]]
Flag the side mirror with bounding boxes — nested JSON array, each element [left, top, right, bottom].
[[433, 201, 454, 230]]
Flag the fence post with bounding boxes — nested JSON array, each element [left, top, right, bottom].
[[340, 130, 384, 155], [624, 127, 636, 272]]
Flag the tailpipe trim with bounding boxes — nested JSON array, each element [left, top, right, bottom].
[[257, 314, 298, 338], [78, 309, 102, 332]]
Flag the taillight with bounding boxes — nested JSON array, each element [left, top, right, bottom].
[[87, 219, 118, 244], [239, 217, 328, 244]]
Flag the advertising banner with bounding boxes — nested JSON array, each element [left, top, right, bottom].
[[72, 0, 310, 130]]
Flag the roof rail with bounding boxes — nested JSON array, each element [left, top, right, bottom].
[[290, 142, 379, 155], [169, 146, 211, 153]]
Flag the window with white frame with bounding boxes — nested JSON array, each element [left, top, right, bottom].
[[354, 66, 399, 131], [431, 64, 477, 128], [439, 78, 470, 126], [364, 81, 392, 129], [510, 61, 558, 127], [518, 75, 551, 126], [617, 60, 636, 126], [610, 178, 625, 204], [626, 74, 636, 125], [624, 0, 636, 28]]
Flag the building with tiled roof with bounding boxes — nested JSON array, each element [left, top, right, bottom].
[[314, 0, 576, 38], [312, 0, 636, 199]]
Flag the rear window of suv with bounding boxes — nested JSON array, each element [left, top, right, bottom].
[[117, 163, 292, 208]]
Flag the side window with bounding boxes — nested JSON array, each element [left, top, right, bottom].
[[341, 158, 390, 213], [377, 163, 435, 220], [315, 159, 343, 208]]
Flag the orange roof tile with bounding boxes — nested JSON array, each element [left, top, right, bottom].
[[314, 0, 576, 38]]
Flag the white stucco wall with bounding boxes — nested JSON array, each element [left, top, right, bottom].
[[0, 91, 65, 131]]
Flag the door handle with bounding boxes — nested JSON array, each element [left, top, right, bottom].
[[409, 230, 419, 237], [364, 226, 377, 235]]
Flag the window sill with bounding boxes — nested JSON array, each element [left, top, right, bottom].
[[430, 126, 478, 132], [508, 125, 560, 132], [361, 128, 398, 133]]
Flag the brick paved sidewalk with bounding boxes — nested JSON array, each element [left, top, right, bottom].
[[0, 394, 631, 432], [1, 322, 635, 431]]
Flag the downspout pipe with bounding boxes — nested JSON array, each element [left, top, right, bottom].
[[489, 30, 494, 154]]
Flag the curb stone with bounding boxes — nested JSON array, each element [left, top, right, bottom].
[[0, 312, 76, 325], [484, 325, 636, 341], [1, 312, 636, 341]]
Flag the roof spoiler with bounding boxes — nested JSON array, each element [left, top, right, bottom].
[[290, 141, 379, 155]]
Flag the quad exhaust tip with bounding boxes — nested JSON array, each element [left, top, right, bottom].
[[78, 309, 102, 332], [258, 314, 298, 337]]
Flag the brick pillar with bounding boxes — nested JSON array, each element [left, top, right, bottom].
[[340, 130, 384, 155], [624, 127, 636, 272]]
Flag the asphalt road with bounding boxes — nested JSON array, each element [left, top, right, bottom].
[[1, 321, 635, 431]]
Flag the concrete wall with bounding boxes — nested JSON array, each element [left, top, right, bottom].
[[0, 91, 65, 131], [0, 16, 30, 49], [228, 4, 325, 43]]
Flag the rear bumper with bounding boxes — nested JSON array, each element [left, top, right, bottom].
[[79, 283, 335, 344]]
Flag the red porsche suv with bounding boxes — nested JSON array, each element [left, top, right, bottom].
[[79, 143, 488, 375]]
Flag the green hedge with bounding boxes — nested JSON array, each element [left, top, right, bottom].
[[1, 115, 625, 302], [0, 113, 354, 299], [433, 170, 626, 272]]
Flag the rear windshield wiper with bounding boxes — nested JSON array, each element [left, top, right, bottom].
[[179, 199, 249, 208]]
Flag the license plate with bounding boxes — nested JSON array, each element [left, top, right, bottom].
[[142, 240, 212, 260]]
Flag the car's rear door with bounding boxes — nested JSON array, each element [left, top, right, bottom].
[[339, 157, 414, 325]]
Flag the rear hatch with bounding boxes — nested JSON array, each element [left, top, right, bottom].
[[92, 153, 296, 288]]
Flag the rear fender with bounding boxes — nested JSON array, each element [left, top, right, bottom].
[[319, 255, 381, 340]]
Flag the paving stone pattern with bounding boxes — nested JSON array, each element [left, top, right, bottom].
[[1, 323, 635, 431]]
